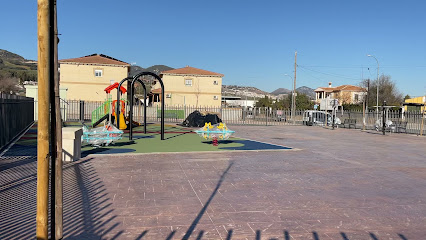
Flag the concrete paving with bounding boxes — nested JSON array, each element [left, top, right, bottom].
[[1, 125, 425, 239]]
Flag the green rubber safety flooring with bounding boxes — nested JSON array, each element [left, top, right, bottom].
[[79, 123, 292, 156]]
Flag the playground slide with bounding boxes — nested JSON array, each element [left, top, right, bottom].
[[92, 114, 110, 127]]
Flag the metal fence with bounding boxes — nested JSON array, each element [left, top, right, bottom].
[[60, 100, 303, 126], [336, 109, 425, 134], [0, 93, 34, 150], [37, 99, 426, 135]]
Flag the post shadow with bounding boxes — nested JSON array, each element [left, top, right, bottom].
[[181, 161, 234, 240]]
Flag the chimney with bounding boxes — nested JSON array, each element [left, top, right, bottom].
[[328, 82, 332, 87]]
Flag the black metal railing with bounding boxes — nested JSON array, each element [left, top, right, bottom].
[[0, 92, 34, 150]]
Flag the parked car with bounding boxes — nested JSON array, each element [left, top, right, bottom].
[[302, 110, 340, 126]]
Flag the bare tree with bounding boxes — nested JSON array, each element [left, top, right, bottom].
[[360, 75, 403, 107], [0, 75, 19, 93]]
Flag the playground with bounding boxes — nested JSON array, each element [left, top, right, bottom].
[[75, 78, 293, 157]]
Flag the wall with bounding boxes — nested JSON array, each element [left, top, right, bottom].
[[154, 74, 222, 107], [25, 85, 68, 120], [60, 63, 129, 101], [0, 93, 34, 150]]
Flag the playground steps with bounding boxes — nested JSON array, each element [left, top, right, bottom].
[[91, 100, 111, 126]]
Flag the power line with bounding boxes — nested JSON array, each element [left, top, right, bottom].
[[298, 67, 327, 82], [298, 65, 362, 81], [300, 65, 426, 69]]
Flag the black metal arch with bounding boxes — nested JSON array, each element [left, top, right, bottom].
[[116, 77, 148, 135], [131, 72, 165, 140]]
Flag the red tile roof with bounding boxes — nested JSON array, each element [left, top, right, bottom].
[[334, 85, 365, 91], [60, 54, 130, 66], [161, 66, 223, 77], [315, 85, 365, 92], [314, 87, 334, 92]]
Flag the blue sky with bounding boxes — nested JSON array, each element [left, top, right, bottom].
[[2, 0, 426, 96]]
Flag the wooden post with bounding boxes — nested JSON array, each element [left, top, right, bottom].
[[37, 0, 52, 239], [53, 0, 63, 238]]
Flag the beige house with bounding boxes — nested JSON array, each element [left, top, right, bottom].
[[59, 54, 130, 101], [151, 66, 223, 107], [314, 82, 366, 105]]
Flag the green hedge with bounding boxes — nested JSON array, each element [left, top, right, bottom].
[[157, 109, 185, 119]]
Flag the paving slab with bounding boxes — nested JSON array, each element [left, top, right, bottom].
[[1, 125, 425, 239]]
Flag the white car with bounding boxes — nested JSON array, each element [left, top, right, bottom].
[[303, 110, 340, 126]]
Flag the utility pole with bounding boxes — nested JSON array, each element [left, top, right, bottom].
[[292, 51, 297, 125], [365, 79, 369, 129], [37, 0, 53, 239], [48, 0, 58, 238], [367, 55, 379, 121], [53, 0, 63, 239]]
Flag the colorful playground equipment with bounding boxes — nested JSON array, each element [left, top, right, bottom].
[[83, 82, 131, 147], [82, 123, 123, 147], [83, 72, 165, 146], [90, 83, 128, 127], [195, 122, 235, 146]]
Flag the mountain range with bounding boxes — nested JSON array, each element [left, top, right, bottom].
[[223, 85, 315, 99]]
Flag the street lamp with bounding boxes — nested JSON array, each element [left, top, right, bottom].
[[284, 74, 295, 124], [367, 54, 379, 120]]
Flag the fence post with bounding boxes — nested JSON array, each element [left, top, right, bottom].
[[266, 107, 268, 126], [382, 101, 386, 135], [421, 101, 425, 136], [79, 100, 85, 121]]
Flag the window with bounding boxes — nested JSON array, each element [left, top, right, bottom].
[[185, 79, 192, 86], [213, 80, 218, 85], [213, 95, 218, 100], [95, 69, 103, 77], [354, 94, 359, 102], [166, 93, 172, 98]]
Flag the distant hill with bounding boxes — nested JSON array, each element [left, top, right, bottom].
[[129, 64, 174, 77], [0, 49, 38, 84], [296, 86, 315, 99], [145, 65, 174, 74], [128, 65, 145, 76], [222, 85, 275, 99], [270, 86, 315, 99], [271, 88, 291, 95], [0, 49, 26, 62]]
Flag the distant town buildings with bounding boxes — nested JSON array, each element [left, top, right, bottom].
[[314, 82, 366, 105], [221, 96, 256, 107]]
